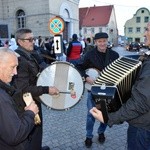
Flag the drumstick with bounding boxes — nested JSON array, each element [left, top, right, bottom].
[[59, 91, 76, 99], [41, 54, 58, 61], [23, 93, 41, 125], [59, 91, 71, 94]]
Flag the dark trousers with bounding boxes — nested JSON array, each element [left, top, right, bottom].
[[127, 125, 150, 150], [26, 123, 42, 150], [86, 92, 107, 138], [26, 102, 43, 150]]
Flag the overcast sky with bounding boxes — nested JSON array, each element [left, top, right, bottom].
[[79, 0, 150, 35]]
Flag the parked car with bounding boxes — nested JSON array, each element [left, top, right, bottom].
[[127, 42, 140, 51], [140, 42, 149, 49]]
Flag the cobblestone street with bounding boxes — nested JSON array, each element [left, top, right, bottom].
[[42, 89, 128, 150]]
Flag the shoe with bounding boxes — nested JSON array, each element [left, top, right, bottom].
[[98, 133, 105, 143], [85, 137, 92, 148], [41, 146, 50, 150]]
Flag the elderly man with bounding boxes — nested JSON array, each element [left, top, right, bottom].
[[76, 32, 119, 148], [90, 22, 150, 150], [0, 48, 39, 150]]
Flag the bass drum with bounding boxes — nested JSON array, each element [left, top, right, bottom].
[[37, 61, 84, 110]]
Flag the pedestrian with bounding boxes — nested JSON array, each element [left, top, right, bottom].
[[66, 34, 82, 66], [76, 32, 119, 148], [49, 36, 56, 60], [4, 39, 9, 48], [79, 36, 86, 53], [38, 36, 44, 48], [11, 28, 59, 150], [9, 34, 18, 51], [84, 37, 94, 54], [90, 22, 150, 150], [0, 47, 39, 150]]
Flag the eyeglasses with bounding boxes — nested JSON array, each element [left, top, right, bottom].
[[20, 38, 34, 42]]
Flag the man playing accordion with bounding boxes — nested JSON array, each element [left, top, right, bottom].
[[76, 32, 119, 148]]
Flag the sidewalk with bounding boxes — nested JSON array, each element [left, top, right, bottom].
[[42, 90, 128, 150]]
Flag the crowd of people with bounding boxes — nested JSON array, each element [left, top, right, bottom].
[[0, 21, 150, 150], [1, 32, 95, 67]]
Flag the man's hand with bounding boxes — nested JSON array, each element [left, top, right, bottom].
[[25, 101, 39, 115], [86, 76, 95, 85], [90, 107, 104, 123], [48, 86, 59, 95]]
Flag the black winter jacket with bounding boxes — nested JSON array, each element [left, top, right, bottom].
[[76, 47, 119, 79], [12, 47, 48, 97], [108, 57, 150, 131], [0, 81, 35, 150]]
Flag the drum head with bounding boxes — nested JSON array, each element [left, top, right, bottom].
[[37, 61, 84, 110], [85, 68, 100, 90]]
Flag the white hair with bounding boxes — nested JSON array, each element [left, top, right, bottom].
[[0, 47, 19, 63]]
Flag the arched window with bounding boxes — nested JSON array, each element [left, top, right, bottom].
[[63, 9, 70, 19], [16, 10, 26, 28]]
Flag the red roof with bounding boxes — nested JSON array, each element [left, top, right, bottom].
[[79, 5, 113, 28]]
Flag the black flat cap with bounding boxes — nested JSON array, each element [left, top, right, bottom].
[[94, 32, 108, 40]]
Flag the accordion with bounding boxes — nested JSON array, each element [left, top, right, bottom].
[[91, 56, 142, 123]]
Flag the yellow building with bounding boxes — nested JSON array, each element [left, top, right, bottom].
[[124, 7, 150, 44]]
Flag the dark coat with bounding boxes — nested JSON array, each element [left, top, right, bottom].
[[11, 46, 49, 150], [76, 47, 119, 78], [108, 56, 150, 131], [0, 81, 35, 150]]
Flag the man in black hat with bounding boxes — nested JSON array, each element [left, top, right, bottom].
[[76, 32, 119, 148]]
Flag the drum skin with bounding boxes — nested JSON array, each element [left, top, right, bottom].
[[85, 68, 100, 90], [37, 61, 84, 110]]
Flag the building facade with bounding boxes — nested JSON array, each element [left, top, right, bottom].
[[79, 5, 118, 46], [124, 7, 150, 44], [0, 0, 80, 41]]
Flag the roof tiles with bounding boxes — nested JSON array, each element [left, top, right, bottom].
[[79, 5, 113, 27]]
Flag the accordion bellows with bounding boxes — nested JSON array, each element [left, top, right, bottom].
[[91, 57, 142, 113]]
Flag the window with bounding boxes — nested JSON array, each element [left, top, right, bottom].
[[128, 27, 133, 33], [136, 17, 141, 23], [0, 25, 9, 38], [84, 28, 87, 34], [136, 27, 141, 33], [144, 16, 149, 23], [16, 10, 26, 28], [128, 37, 133, 43], [91, 28, 94, 34], [99, 28, 102, 32]]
